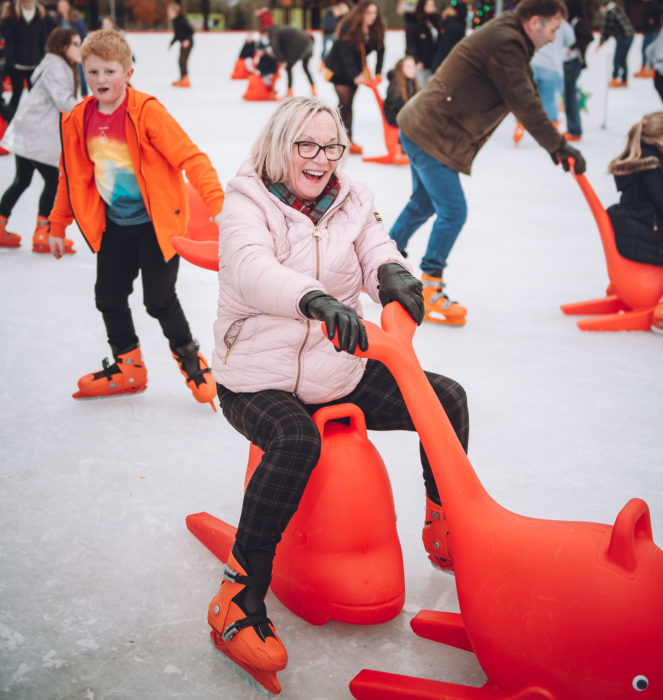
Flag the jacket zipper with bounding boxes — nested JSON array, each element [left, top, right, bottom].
[[654, 213, 658, 232], [292, 226, 322, 397], [222, 320, 246, 365]]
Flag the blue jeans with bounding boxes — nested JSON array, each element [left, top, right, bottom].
[[389, 132, 467, 275], [563, 58, 582, 136], [642, 31, 656, 68], [533, 65, 560, 121], [613, 35, 634, 81]]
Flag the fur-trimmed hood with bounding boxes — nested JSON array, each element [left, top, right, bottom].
[[608, 155, 662, 176], [608, 140, 663, 176]]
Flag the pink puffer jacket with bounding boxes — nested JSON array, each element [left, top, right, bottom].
[[211, 161, 409, 404]]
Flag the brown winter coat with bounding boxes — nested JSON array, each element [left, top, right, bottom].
[[397, 13, 564, 175]]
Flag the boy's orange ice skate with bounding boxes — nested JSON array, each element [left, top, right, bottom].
[[32, 216, 75, 254], [171, 340, 217, 410], [422, 495, 454, 572], [208, 544, 287, 694], [421, 273, 467, 326], [0, 214, 20, 247], [73, 344, 147, 399]]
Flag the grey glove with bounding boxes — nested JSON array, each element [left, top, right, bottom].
[[300, 291, 368, 354], [551, 141, 586, 175]]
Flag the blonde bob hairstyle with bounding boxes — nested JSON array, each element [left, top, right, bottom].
[[250, 97, 349, 185], [81, 29, 133, 72]]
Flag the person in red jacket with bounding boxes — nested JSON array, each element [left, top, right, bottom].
[[48, 30, 225, 407]]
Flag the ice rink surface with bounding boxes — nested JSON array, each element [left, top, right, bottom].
[[1, 28, 661, 700]]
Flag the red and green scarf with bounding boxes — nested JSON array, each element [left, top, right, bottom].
[[264, 173, 340, 224]]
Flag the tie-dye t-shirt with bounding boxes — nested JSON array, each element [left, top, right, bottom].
[[85, 94, 151, 226]]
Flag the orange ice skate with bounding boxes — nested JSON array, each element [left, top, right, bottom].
[[208, 544, 287, 694]]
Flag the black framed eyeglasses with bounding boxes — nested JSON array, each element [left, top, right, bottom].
[[293, 141, 346, 161]]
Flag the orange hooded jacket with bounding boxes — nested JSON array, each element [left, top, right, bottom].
[[49, 87, 224, 260]]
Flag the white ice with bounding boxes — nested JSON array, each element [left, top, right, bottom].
[[0, 29, 661, 700]]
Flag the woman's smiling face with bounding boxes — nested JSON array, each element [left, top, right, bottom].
[[286, 111, 339, 203]]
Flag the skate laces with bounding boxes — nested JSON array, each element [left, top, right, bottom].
[[222, 564, 276, 642], [91, 357, 121, 381], [174, 345, 211, 387], [422, 279, 457, 308]]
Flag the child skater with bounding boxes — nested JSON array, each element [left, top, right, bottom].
[[383, 55, 419, 128], [167, 2, 194, 87], [606, 112, 663, 268], [0, 27, 81, 251], [255, 33, 278, 95], [48, 30, 225, 407]]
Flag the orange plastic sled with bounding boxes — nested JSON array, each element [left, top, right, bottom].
[[187, 403, 405, 626], [171, 183, 219, 272], [561, 167, 663, 331], [346, 302, 663, 700], [243, 71, 278, 101], [231, 57, 252, 80], [362, 78, 408, 166]]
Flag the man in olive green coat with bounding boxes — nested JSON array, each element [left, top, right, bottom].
[[390, 0, 586, 326]]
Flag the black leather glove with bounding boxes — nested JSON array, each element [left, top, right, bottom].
[[300, 291, 368, 354], [550, 141, 586, 175], [377, 263, 425, 325]]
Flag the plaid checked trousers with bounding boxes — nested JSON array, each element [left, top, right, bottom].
[[217, 359, 469, 554]]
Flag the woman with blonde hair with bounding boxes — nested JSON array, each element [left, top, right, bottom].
[[606, 112, 663, 266], [205, 96, 469, 689]]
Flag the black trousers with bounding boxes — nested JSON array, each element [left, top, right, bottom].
[[0, 155, 59, 219], [179, 44, 192, 78], [655, 70, 663, 103], [217, 359, 469, 554], [95, 219, 193, 353], [7, 67, 34, 119]]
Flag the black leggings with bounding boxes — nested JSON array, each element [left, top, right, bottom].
[[655, 71, 663, 103], [179, 44, 192, 78], [334, 82, 358, 138], [285, 51, 314, 88], [7, 67, 34, 118], [0, 155, 59, 219], [95, 219, 193, 353], [217, 360, 469, 554]]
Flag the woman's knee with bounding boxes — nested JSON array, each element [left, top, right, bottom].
[[270, 419, 322, 470]]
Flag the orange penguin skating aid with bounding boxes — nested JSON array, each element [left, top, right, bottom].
[[346, 303, 663, 700]]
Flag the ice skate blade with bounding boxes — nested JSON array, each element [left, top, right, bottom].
[[72, 386, 147, 399], [210, 630, 282, 695], [428, 555, 455, 576], [33, 245, 76, 254], [423, 313, 466, 326]]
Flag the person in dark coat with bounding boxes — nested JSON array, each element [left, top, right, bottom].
[[596, 0, 634, 87], [383, 55, 419, 127], [1, 0, 51, 121], [404, 0, 441, 85], [562, 0, 593, 140], [323, 0, 385, 153], [168, 2, 194, 87], [389, 0, 586, 326], [607, 112, 663, 266], [321, 1, 349, 61], [267, 24, 316, 97], [637, 0, 662, 77], [430, 0, 467, 72]]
